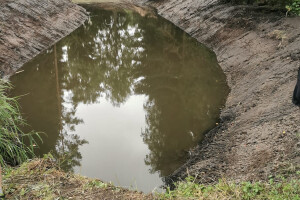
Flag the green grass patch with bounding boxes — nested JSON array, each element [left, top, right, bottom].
[[158, 175, 300, 200], [0, 80, 41, 166]]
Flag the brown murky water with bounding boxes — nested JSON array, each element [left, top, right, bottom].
[[10, 6, 229, 192]]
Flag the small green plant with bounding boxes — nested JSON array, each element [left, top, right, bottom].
[[241, 182, 263, 199], [0, 80, 41, 166], [85, 180, 108, 189], [158, 175, 300, 199], [286, 0, 300, 16]]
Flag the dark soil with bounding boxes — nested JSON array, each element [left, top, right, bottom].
[[0, 0, 87, 79], [138, 0, 300, 186]]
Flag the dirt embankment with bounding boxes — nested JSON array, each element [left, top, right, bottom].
[[0, 0, 87, 79], [138, 0, 300, 185]]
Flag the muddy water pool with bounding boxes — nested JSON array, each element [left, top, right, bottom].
[[10, 6, 229, 192]]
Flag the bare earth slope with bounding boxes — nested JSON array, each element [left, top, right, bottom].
[[141, 0, 300, 185], [0, 0, 87, 78]]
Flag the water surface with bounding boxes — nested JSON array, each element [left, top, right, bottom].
[[10, 6, 228, 192]]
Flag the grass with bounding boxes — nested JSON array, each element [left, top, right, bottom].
[[2, 155, 152, 199], [158, 175, 300, 200], [0, 80, 41, 166], [2, 156, 299, 199]]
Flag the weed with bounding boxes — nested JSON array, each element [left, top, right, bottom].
[[158, 175, 300, 200], [85, 180, 108, 189], [286, 0, 300, 16]]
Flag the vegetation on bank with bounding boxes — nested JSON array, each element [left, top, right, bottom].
[[2, 156, 151, 200], [2, 157, 299, 199], [159, 175, 300, 200], [286, 0, 300, 15], [0, 80, 40, 166]]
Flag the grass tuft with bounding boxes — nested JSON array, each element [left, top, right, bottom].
[[0, 80, 41, 166]]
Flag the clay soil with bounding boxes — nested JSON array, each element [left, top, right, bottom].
[[141, 0, 300, 186]]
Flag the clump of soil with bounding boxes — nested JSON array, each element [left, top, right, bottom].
[[3, 157, 152, 199]]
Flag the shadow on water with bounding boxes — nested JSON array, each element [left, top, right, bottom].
[[10, 6, 229, 192]]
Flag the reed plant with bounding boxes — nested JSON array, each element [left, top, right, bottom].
[[0, 80, 41, 166]]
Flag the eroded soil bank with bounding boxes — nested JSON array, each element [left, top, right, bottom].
[[0, 0, 87, 78], [136, 0, 300, 185]]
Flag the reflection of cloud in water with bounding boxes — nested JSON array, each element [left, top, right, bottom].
[[60, 46, 68, 63]]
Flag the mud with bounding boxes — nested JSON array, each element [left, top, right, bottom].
[[0, 0, 87, 78], [132, 0, 300, 185]]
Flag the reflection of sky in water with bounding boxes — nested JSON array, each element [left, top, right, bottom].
[[73, 95, 162, 192], [60, 89, 159, 192], [10, 7, 228, 193]]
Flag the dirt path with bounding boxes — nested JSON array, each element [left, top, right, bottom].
[[0, 0, 87, 79], [135, 0, 300, 185]]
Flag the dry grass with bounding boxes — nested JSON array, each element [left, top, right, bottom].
[[3, 155, 152, 200]]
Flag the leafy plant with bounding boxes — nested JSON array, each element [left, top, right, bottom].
[[286, 0, 300, 16], [241, 182, 263, 199], [0, 80, 41, 166]]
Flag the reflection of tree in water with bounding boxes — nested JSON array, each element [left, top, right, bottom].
[[49, 45, 87, 172], [11, 7, 228, 176], [51, 99, 87, 172], [57, 9, 144, 106], [53, 8, 227, 175], [9, 45, 88, 171], [49, 9, 146, 170], [53, 131, 87, 172], [134, 14, 228, 176]]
